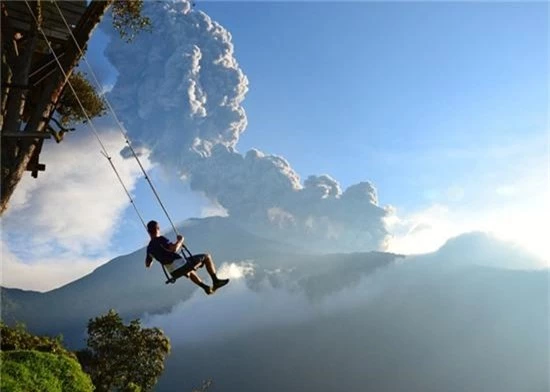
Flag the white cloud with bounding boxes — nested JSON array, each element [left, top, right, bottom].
[[1, 129, 151, 291], [0, 239, 104, 292], [474, 205, 549, 266], [3, 130, 149, 251], [385, 204, 466, 256], [385, 149, 549, 267], [495, 185, 516, 196], [385, 199, 549, 267], [200, 199, 228, 218]]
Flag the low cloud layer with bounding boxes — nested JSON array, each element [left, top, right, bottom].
[[142, 231, 546, 348], [143, 260, 389, 345], [103, 1, 390, 252]]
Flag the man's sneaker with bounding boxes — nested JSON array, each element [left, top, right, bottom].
[[203, 286, 214, 295], [213, 278, 229, 291]]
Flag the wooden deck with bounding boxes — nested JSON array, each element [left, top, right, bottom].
[[3, 1, 87, 46], [1, 1, 89, 178]]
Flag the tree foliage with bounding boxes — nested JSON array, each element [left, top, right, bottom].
[[1, 351, 94, 392], [55, 71, 107, 126], [0, 321, 72, 359], [112, 0, 152, 42], [77, 309, 171, 392], [0, 322, 93, 392]]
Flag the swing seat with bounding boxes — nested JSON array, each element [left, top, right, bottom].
[[164, 267, 188, 284], [163, 258, 191, 284], [160, 246, 196, 285]]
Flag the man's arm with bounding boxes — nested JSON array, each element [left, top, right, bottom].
[[167, 235, 184, 253], [145, 254, 153, 268]]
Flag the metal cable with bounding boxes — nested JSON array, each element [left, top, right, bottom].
[[24, 1, 191, 283], [51, 0, 185, 243], [23, 0, 149, 233]]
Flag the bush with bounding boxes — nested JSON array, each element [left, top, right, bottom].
[[1, 350, 94, 392], [0, 322, 72, 359]]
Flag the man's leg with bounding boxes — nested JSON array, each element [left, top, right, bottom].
[[202, 254, 218, 281], [188, 271, 213, 295], [201, 254, 229, 289]]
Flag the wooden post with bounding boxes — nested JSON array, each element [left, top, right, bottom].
[[26, 138, 46, 178]]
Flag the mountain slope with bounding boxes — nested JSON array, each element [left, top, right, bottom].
[[3, 225, 547, 392], [1, 217, 398, 347]]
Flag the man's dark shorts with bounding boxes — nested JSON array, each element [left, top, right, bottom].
[[171, 254, 209, 279]]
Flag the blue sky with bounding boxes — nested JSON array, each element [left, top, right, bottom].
[[203, 2, 547, 205], [1, 1, 548, 291]]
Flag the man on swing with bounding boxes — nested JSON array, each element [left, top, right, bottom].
[[145, 220, 229, 295]]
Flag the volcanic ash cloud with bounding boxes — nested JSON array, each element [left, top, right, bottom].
[[104, 1, 390, 252]]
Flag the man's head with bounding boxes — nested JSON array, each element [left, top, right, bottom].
[[147, 220, 160, 238]]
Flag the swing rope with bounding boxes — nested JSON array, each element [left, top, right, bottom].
[[24, 0, 190, 283]]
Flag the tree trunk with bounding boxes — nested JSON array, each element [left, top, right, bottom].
[[0, 1, 40, 213], [0, 0, 113, 215]]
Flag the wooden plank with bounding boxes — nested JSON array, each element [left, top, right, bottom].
[[48, 1, 87, 17], [57, 1, 87, 15], [2, 131, 52, 139], [42, 6, 79, 25], [30, 163, 46, 178], [8, 9, 75, 33], [7, 1, 86, 23], [5, 1, 87, 42], [54, 8, 87, 24], [9, 18, 69, 42]]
